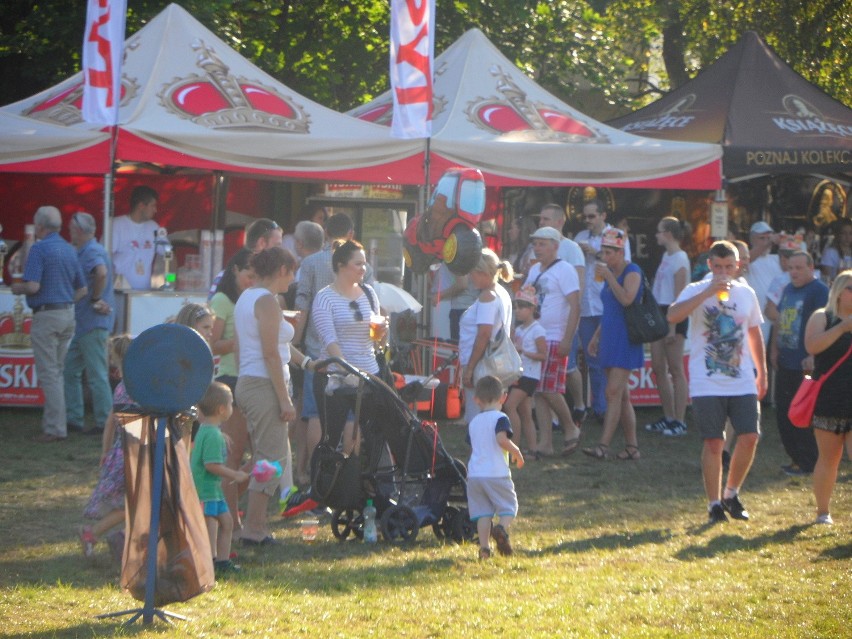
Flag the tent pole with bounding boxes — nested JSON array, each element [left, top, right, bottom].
[[102, 126, 118, 252]]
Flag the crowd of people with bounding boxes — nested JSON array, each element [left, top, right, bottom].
[[8, 194, 850, 567]]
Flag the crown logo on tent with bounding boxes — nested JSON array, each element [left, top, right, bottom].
[[466, 66, 604, 142], [159, 40, 310, 133], [0, 298, 32, 349], [23, 80, 138, 126]]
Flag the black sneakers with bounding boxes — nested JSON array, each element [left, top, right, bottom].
[[708, 504, 728, 524], [721, 495, 749, 521]]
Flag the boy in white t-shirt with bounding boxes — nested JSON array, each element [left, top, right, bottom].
[[668, 241, 768, 525], [466, 375, 524, 559], [503, 285, 547, 457]]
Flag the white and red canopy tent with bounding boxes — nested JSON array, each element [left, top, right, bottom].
[[0, 3, 424, 183], [0, 111, 110, 174], [349, 28, 722, 189]]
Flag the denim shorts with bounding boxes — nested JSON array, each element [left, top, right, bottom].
[[301, 369, 319, 420]]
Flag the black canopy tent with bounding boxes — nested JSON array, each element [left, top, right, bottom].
[[607, 31, 852, 182]]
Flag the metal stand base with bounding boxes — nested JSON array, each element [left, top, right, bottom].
[[97, 607, 188, 625]]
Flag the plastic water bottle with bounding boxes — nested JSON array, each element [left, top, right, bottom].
[[363, 499, 378, 543]]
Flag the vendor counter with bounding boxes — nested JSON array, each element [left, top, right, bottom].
[[0, 286, 209, 407]]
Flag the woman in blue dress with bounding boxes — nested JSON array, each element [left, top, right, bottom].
[[582, 228, 644, 460]]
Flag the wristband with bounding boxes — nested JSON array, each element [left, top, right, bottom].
[[91, 297, 101, 303], [301, 356, 312, 371]]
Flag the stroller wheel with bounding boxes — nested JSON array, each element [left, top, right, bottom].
[[432, 506, 459, 541], [380, 505, 419, 543], [449, 507, 476, 544], [331, 509, 364, 541]]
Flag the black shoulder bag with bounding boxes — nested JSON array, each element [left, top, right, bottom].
[[623, 268, 669, 345]]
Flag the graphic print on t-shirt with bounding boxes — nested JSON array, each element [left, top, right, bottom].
[[702, 302, 744, 378], [778, 300, 804, 350]]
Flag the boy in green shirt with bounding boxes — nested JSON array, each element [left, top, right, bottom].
[[191, 381, 249, 574]]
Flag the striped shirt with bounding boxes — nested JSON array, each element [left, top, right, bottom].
[[311, 285, 379, 374]]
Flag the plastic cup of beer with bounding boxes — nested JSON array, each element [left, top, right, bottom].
[[369, 314, 386, 342], [11, 272, 23, 285], [717, 277, 730, 302], [300, 518, 319, 542], [594, 261, 606, 283]]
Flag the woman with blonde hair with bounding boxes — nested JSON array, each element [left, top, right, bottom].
[[459, 249, 515, 422], [804, 269, 852, 525]]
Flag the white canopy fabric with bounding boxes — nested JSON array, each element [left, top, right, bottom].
[[349, 28, 722, 189], [1, 3, 423, 182], [0, 110, 110, 173]]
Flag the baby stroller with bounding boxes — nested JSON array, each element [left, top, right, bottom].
[[310, 357, 473, 543]]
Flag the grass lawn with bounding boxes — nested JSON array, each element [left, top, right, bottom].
[[0, 404, 849, 638]]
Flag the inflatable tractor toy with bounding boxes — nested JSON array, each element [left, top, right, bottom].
[[403, 167, 485, 276]]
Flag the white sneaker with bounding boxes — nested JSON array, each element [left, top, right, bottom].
[[815, 513, 833, 525]]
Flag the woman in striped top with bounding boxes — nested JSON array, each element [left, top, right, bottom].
[[311, 240, 386, 455]]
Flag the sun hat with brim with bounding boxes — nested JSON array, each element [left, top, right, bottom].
[[529, 227, 562, 243], [779, 235, 807, 254], [601, 227, 626, 250], [515, 285, 538, 307]]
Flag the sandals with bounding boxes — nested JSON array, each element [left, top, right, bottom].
[[561, 437, 580, 457], [581, 443, 610, 460], [616, 445, 641, 461]]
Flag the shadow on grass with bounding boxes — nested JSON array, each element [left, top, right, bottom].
[[538, 527, 673, 557], [675, 523, 811, 560]]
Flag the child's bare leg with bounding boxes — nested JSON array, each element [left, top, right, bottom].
[[503, 389, 524, 445], [519, 396, 537, 452], [92, 508, 124, 539], [217, 511, 234, 561], [476, 517, 492, 552], [205, 516, 219, 560]]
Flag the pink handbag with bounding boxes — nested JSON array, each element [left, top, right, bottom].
[[789, 342, 852, 428]]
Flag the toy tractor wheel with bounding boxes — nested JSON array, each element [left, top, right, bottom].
[[403, 240, 433, 274], [443, 227, 482, 275], [380, 504, 419, 543], [331, 508, 364, 540]]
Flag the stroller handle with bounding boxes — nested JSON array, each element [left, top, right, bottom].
[[312, 356, 370, 379]]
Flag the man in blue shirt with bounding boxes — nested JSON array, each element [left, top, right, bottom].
[[64, 212, 115, 436], [772, 250, 829, 475], [11, 206, 87, 442]]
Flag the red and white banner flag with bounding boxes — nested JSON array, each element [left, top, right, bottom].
[[82, 0, 127, 125], [389, 0, 435, 139]]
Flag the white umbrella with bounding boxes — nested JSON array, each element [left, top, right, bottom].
[[372, 281, 423, 314]]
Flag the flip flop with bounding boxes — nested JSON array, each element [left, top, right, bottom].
[[616, 445, 641, 461], [561, 437, 580, 457]]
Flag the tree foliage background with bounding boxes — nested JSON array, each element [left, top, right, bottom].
[[1, 1, 849, 115]]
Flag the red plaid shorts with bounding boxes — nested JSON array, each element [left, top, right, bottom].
[[536, 341, 568, 394]]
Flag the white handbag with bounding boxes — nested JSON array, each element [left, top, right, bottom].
[[473, 306, 522, 387]]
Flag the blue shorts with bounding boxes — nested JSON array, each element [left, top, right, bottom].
[[202, 499, 229, 517], [301, 369, 319, 420]]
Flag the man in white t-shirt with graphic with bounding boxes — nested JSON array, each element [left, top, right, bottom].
[[111, 186, 163, 290], [573, 198, 631, 422], [523, 226, 581, 458], [668, 241, 767, 524], [538, 204, 588, 425]]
